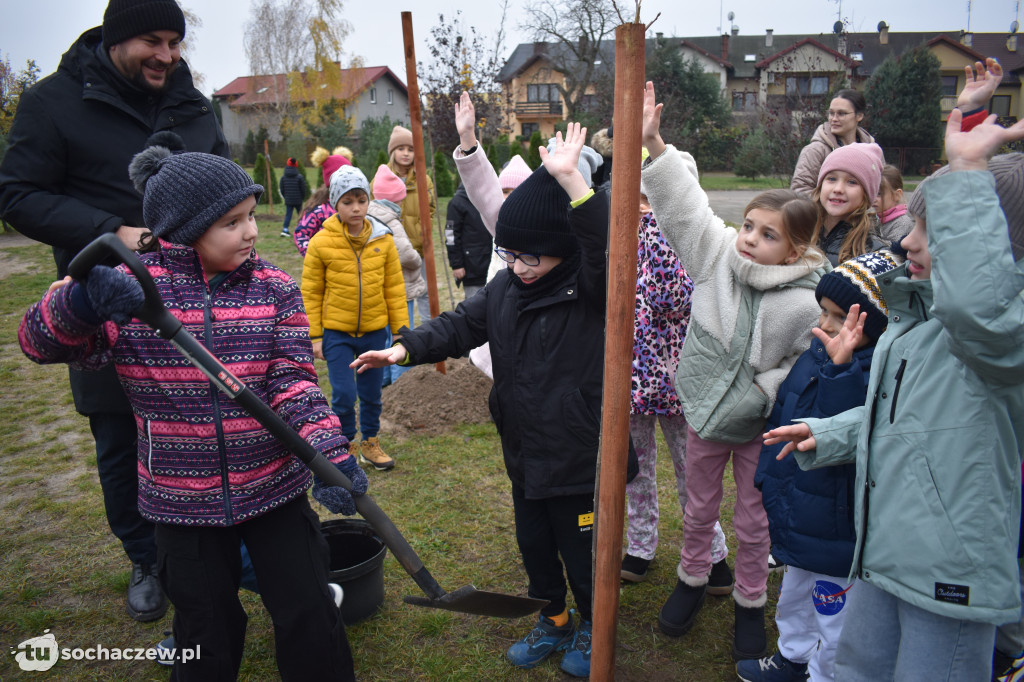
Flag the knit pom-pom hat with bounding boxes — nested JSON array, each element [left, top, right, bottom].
[[371, 165, 407, 203], [387, 126, 414, 156], [907, 152, 1024, 261], [128, 138, 262, 246], [310, 146, 353, 186], [817, 142, 885, 206], [498, 155, 532, 191], [815, 249, 904, 341], [494, 167, 576, 257], [329, 166, 370, 209]]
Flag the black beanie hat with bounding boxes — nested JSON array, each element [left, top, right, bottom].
[[103, 0, 186, 49], [815, 250, 903, 341], [128, 140, 262, 246], [494, 167, 578, 257]]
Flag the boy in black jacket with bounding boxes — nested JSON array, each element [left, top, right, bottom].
[[351, 123, 636, 679], [279, 157, 308, 236], [445, 182, 492, 298]]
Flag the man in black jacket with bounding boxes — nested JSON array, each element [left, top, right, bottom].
[[444, 182, 492, 300], [278, 157, 308, 237], [0, 0, 229, 622]]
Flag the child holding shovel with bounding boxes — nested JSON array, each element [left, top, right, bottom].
[[19, 139, 365, 681], [351, 122, 638, 679]]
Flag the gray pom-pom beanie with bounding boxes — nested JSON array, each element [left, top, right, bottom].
[[128, 146, 263, 246]]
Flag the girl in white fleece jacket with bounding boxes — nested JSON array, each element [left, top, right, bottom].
[[639, 82, 830, 660]]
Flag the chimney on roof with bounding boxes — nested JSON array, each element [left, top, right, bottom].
[[1009, 34, 1018, 52], [961, 30, 973, 47], [722, 33, 729, 60], [765, 29, 774, 47], [533, 41, 545, 55], [579, 34, 588, 53], [878, 21, 889, 44]]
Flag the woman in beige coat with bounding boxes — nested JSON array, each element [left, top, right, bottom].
[[790, 89, 876, 198]]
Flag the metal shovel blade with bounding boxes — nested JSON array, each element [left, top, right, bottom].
[[403, 585, 548, 619]]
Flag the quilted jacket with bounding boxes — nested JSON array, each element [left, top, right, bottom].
[[301, 214, 409, 340]]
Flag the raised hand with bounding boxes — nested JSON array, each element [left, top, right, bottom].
[[764, 423, 816, 460], [642, 81, 666, 159], [539, 122, 590, 200], [811, 303, 867, 365], [957, 58, 1003, 112], [945, 108, 1024, 172], [454, 91, 478, 151]]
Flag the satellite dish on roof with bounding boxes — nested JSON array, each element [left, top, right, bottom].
[[833, 20, 844, 34], [878, 21, 889, 31], [728, 11, 734, 21], [1012, 20, 1019, 34]]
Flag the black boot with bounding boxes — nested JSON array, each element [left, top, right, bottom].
[[732, 598, 769, 661], [126, 562, 168, 622], [658, 569, 707, 637]]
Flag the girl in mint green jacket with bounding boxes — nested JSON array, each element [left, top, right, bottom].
[[768, 110, 1024, 681]]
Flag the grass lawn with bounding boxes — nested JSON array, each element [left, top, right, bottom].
[[0, 204, 782, 680]]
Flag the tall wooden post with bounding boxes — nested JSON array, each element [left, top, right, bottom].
[[590, 22, 645, 680], [263, 139, 274, 214], [401, 11, 445, 374]]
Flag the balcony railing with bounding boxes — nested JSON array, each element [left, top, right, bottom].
[[515, 101, 563, 117]]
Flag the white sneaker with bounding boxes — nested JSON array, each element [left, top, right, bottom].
[[329, 582, 344, 609]]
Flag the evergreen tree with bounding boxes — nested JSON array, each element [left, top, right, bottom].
[[433, 148, 455, 197], [527, 131, 543, 170], [243, 130, 257, 165], [864, 44, 943, 170], [487, 144, 499, 174], [733, 128, 774, 180], [252, 153, 279, 207], [647, 36, 731, 149]]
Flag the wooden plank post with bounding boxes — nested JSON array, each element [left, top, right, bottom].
[[590, 21, 645, 680], [401, 11, 445, 374], [263, 139, 274, 215]]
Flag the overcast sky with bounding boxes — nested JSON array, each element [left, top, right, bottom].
[[4, 0, 1020, 97]]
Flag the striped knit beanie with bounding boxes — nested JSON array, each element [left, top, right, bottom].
[[815, 249, 904, 340]]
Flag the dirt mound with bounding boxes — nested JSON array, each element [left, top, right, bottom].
[[380, 357, 494, 441]]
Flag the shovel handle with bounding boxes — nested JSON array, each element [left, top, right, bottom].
[[66, 234, 448, 602]]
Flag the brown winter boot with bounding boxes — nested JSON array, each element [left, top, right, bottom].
[[359, 437, 395, 471]]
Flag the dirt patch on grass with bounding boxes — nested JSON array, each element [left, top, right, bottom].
[[380, 357, 493, 441]]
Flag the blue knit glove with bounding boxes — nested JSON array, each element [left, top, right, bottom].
[[311, 454, 368, 516], [85, 265, 144, 324]]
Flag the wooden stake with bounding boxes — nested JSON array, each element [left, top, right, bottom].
[[590, 22, 645, 680], [401, 11, 445, 374], [263, 139, 274, 215]]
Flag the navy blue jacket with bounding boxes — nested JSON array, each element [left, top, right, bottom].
[[754, 337, 874, 577]]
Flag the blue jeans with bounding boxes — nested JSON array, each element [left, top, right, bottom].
[[322, 327, 388, 441], [282, 203, 300, 230], [834, 579, 996, 681]]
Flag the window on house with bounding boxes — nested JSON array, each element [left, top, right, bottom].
[[941, 76, 958, 97], [990, 95, 1012, 117], [785, 76, 829, 96], [578, 94, 598, 112], [731, 91, 758, 111], [527, 83, 559, 102], [520, 122, 539, 138], [369, 87, 376, 104], [387, 89, 394, 105]]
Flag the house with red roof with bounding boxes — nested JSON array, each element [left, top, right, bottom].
[[211, 65, 409, 147]]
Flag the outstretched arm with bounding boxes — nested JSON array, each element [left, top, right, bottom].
[[539, 122, 589, 201], [944, 108, 1024, 172], [351, 344, 408, 374], [454, 91, 478, 152]]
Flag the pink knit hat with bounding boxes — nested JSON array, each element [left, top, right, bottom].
[[817, 142, 885, 205], [498, 155, 532, 191], [371, 164, 407, 203], [321, 154, 352, 186]]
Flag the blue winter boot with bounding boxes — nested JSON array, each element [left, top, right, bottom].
[[560, 615, 592, 678], [506, 612, 575, 669]]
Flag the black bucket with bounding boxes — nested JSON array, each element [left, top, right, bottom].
[[321, 519, 388, 625]]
